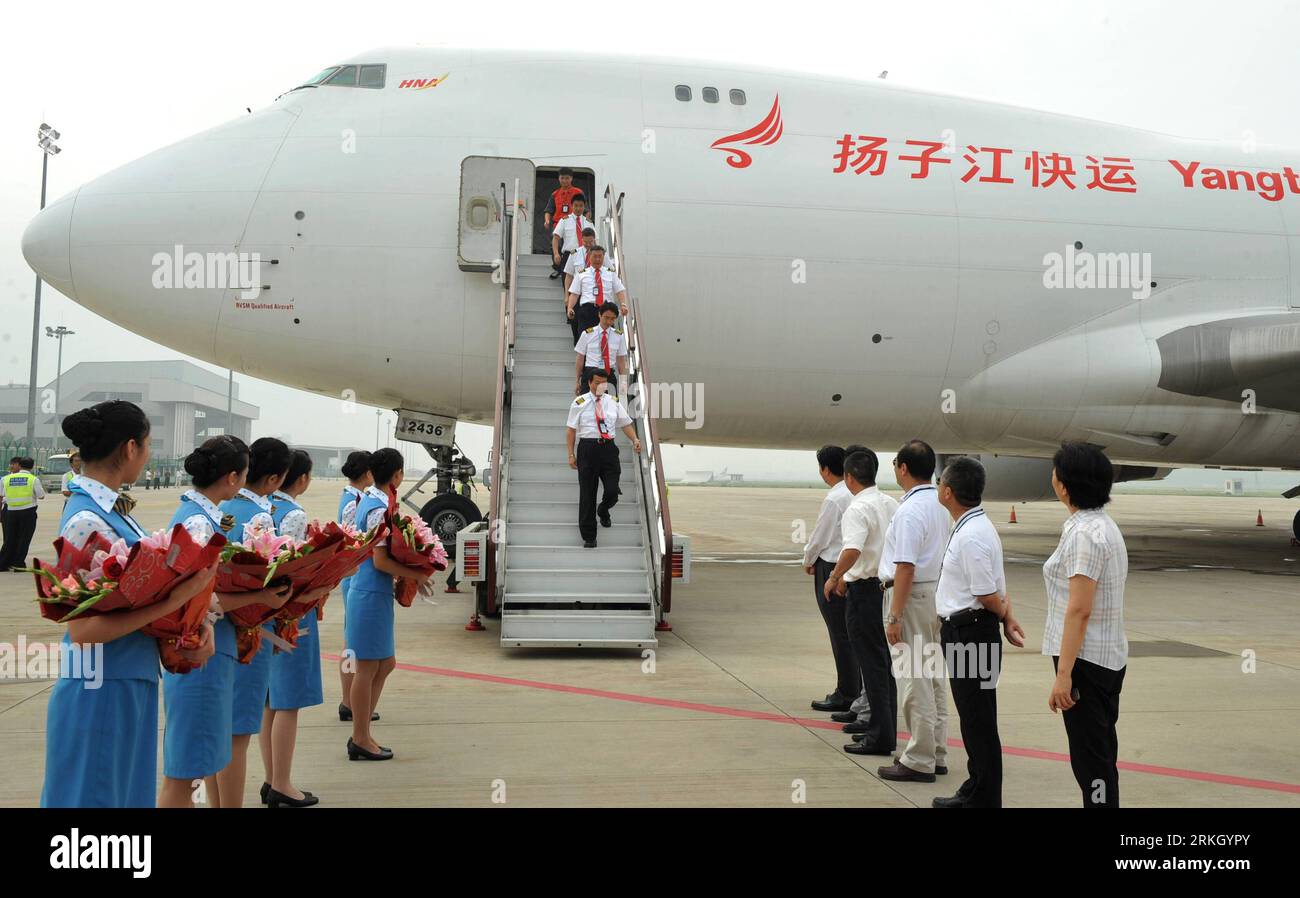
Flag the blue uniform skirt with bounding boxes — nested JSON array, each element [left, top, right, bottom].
[[269, 615, 323, 710], [231, 629, 272, 735], [343, 585, 395, 660], [339, 576, 352, 621], [161, 653, 234, 779], [41, 677, 158, 808]]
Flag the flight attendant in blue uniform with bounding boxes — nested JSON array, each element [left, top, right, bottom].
[[218, 436, 293, 807], [336, 449, 373, 723], [345, 448, 431, 761], [260, 449, 329, 808], [41, 401, 218, 808], [158, 435, 293, 808]]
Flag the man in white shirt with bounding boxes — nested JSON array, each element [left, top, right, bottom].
[[824, 449, 899, 755], [552, 194, 593, 292], [563, 225, 598, 300], [574, 304, 628, 396], [932, 456, 1025, 808], [565, 369, 641, 548], [875, 440, 953, 783], [803, 446, 858, 713], [567, 245, 629, 344]]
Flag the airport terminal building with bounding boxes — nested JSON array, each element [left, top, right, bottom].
[[0, 360, 258, 459]]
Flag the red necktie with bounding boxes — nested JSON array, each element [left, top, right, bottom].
[[593, 264, 604, 309], [600, 327, 610, 372], [593, 393, 612, 440]]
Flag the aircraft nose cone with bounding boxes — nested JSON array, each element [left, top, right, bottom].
[[21, 191, 78, 300]]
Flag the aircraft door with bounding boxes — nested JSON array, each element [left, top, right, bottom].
[[458, 156, 535, 272]]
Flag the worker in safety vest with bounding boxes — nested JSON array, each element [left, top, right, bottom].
[[0, 456, 45, 571]]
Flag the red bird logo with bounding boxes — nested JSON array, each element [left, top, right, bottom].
[[710, 95, 783, 169]]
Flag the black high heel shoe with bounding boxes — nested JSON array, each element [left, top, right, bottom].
[[267, 787, 320, 808], [346, 737, 393, 761], [338, 703, 380, 722], [260, 782, 271, 805]]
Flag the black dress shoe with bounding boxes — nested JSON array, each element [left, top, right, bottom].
[[891, 755, 949, 776], [338, 703, 380, 722], [830, 711, 858, 724], [267, 787, 320, 808], [842, 720, 872, 735], [932, 794, 969, 808], [877, 761, 937, 783], [583, 539, 597, 548], [598, 509, 611, 528], [810, 696, 853, 713], [844, 741, 893, 756], [347, 738, 394, 761]]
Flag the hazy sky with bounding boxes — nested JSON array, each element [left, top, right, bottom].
[[3, 0, 1297, 479]]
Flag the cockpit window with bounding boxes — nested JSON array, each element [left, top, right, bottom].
[[285, 63, 386, 95], [324, 65, 358, 86], [303, 66, 341, 86]]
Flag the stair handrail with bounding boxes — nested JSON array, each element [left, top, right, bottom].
[[603, 184, 673, 618], [486, 177, 522, 609]]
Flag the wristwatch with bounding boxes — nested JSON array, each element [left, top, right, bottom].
[[884, 613, 900, 626]]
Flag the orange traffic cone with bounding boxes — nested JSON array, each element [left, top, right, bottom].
[[1008, 506, 1018, 524], [1256, 510, 1265, 527]]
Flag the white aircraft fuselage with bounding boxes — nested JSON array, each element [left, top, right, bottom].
[[21, 48, 1300, 470]]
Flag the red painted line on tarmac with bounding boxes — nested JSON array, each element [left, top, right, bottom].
[[323, 653, 1300, 796]]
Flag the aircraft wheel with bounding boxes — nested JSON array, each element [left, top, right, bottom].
[[419, 494, 482, 558], [1293, 509, 1300, 541]]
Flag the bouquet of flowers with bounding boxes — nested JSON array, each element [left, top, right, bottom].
[[215, 524, 335, 661], [24, 525, 227, 674], [299, 519, 387, 621], [384, 488, 448, 607], [266, 525, 352, 648]]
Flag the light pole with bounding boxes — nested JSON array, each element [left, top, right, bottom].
[[375, 410, 383, 450], [26, 123, 61, 445], [45, 326, 74, 447]]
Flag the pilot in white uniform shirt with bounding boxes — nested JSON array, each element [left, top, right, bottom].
[[574, 320, 628, 382], [565, 381, 638, 548], [569, 266, 627, 311], [563, 243, 592, 280], [553, 213, 593, 255]]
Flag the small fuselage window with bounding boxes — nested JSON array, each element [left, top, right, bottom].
[[674, 84, 692, 101], [729, 89, 746, 105], [702, 86, 719, 103]]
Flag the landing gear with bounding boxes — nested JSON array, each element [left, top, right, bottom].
[[419, 492, 482, 549], [1292, 509, 1300, 542]]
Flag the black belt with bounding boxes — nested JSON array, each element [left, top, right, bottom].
[[579, 437, 615, 445], [942, 607, 997, 628]]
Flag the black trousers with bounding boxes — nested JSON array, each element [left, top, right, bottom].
[[1054, 656, 1125, 807], [569, 301, 599, 345], [814, 558, 859, 699], [576, 438, 620, 541], [0, 507, 38, 571], [941, 613, 1003, 807], [844, 577, 897, 749]]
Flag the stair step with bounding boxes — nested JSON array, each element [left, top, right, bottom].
[[513, 348, 575, 364], [507, 500, 641, 524], [513, 360, 580, 379], [511, 391, 582, 412], [508, 479, 638, 503], [507, 523, 642, 547], [508, 545, 645, 567], [511, 460, 635, 483], [504, 568, 649, 593], [513, 373, 580, 394], [499, 608, 657, 648]]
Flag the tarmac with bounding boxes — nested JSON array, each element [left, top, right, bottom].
[[1, 482, 1297, 807]]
